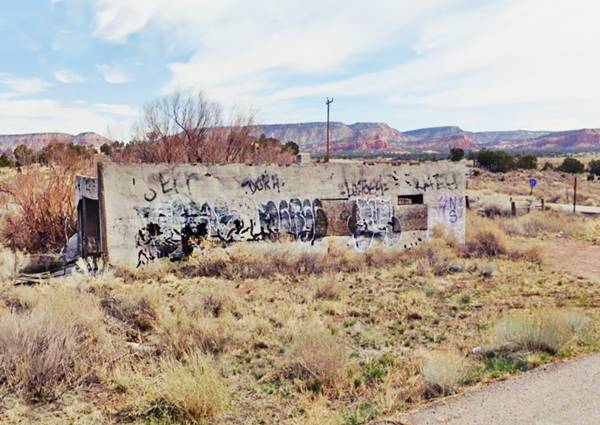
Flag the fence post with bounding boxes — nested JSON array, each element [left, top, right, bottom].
[[541, 198, 545, 211], [511, 201, 516, 217], [465, 195, 470, 209], [573, 176, 577, 215]]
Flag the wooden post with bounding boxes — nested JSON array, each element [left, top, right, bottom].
[[511, 201, 517, 217], [465, 195, 470, 209], [541, 198, 545, 211], [573, 176, 577, 215]]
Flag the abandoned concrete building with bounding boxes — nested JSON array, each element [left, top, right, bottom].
[[75, 162, 466, 269]]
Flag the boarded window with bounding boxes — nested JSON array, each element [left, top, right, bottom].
[[398, 194, 424, 205]]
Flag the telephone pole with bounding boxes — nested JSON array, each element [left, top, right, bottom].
[[325, 97, 334, 162]]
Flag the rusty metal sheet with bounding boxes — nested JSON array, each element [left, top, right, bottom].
[[395, 204, 428, 231]]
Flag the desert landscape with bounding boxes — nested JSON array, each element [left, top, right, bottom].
[[0, 141, 599, 424], [2, 1, 600, 424]]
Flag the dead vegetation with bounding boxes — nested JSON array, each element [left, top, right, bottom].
[[0, 215, 598, 423]]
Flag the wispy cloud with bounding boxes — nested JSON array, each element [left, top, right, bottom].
[[53, 69, 84, 84], [0, 74, 51, 97], [97, 64, 132, 84], [93, 102, 140, 117], [88, 0, 600, 130]]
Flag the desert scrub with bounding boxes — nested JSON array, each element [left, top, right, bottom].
[[465, 221, 508, 257], [288, 326, 349, 393], [490, 309, 592, 354], [128, 351, 229, 424], [0, 287, 119, 402], [420, 350, 470, 396]]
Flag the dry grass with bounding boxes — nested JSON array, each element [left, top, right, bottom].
[[0, 162, 93, 253], [465, 222, 508, 257], [0, 200, 599, 423], [141, 352, 228, 424], [0, 287, 118, 402], [490, 309, 591, 354], [421, 350, 470, 396], [288, 325, 349, 393]]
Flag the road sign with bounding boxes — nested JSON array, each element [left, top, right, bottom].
[[529, 178, 537, 195]]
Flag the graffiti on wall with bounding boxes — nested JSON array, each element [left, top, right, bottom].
[[349, 199, 402, 251], [133, 195, 416, 266], [431, 194, 464, 225]]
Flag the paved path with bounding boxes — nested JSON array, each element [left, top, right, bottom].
[[546, 203, 600, 216], [402, 354, 600, 425]]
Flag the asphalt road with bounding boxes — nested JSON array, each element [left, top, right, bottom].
[[403, 354, 600, 425]]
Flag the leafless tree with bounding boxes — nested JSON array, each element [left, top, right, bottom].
[[116, 91, 294, 165]]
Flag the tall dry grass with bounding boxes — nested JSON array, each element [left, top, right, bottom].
[[421, 350, 470, 396], [0, 287, 119, 402], [490, 309, 592, 354]]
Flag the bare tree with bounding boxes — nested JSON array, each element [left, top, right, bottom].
[[116, 91, 295, 165]]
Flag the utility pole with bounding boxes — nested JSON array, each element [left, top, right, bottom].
[[325, 97, 334, 162]]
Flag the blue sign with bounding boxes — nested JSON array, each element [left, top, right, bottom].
[[529, 178, 537, 188]]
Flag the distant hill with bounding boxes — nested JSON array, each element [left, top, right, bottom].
[[254, 123, 600, 155], [2, 125, 600, 157], [0, 132, 110, 154]]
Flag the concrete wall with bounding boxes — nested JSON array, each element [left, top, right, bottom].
[[99, 162, 466, 268]]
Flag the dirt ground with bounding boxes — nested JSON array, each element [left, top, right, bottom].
[[542, 240, 600, 283]]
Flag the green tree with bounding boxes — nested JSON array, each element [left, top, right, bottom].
[[449, 147, 465, 162], [0, 153, 15, 168], [284, 141, 299, 155], [556, 157, 584, 174], [475, 150, 515, 173], [100, 142, 113, 156], [515, 155, 537, 170], [13, 144, 35, 166], [588, 159, 600, 176]]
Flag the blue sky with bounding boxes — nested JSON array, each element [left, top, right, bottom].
[[1, 0, 599, 139]]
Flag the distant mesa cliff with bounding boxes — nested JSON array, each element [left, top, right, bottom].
[[253, 123, 600, 154], [0, 132, 110, 153], [1, 124, 600, 156]]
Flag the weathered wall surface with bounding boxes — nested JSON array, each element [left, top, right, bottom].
[[99, 162, 465, 268]]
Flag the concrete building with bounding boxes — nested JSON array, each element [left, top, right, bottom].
[[77, 161, 466, 269]]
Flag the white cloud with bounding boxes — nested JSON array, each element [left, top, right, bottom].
[[53, 69, 84, 84], [93, 102, 140, 117], [0, 97, 139, 138], [90, 1, 451, 101], [0, 74, 51, 97], [97, 64, 132, 84], [88, 0, 600, 130]]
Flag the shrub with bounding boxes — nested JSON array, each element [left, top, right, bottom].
[[557, 157, 584, 174], [475, 150, 515, 173], [290, 327, 348, 392], [0, 161, 92, 253], [449, 148, 465, 162], [0, 153, 14, 168], [588, 159, 600, 176], [490, 310, 589, 354], [515, 155, 537, 170], [155, 309, 229, 358], [0, 288, 117, 402], [314, 279, 341, 300], [421, 350, 469, 396], [139, 351, 229, 423], [465, 225, 508, 257]]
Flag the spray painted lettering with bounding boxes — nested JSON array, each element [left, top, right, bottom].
[[348, 199, 401, 251], [241, 173, 283, 195]]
